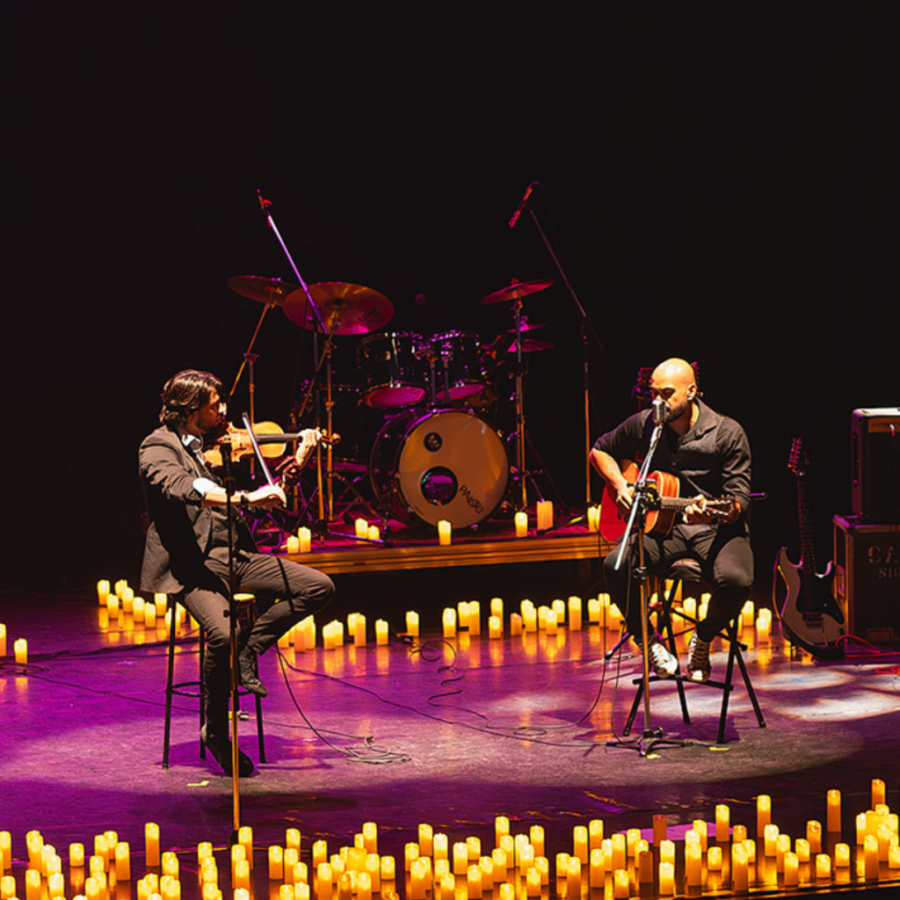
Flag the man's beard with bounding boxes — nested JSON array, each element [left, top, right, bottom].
[[665, 400, 690, 424]]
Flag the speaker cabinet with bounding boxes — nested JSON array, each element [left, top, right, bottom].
[[851, 408, 900, 522], [834, 515, 900, 644]]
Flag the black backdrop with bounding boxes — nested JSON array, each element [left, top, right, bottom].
[[13, 2, 900, 594]]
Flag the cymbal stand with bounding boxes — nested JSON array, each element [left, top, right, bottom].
[[606, 419, 691, 757], [510, 298, 531, 510]]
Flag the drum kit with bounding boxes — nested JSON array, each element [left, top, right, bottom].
[[227, 274, 558, 535]]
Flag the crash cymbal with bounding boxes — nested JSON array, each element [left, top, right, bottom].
[[480, 278, 554, 305], [283, 282, 394, 335], [227, 276, 299, 306], [506, 316, 546, 334], [507, 338, 554, 353]]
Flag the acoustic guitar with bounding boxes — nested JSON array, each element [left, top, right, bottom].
[[774, 438, 845, 658], [600, 460, 738, 539]]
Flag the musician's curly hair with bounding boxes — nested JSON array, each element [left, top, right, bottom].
[[159, 369, 223, 428]]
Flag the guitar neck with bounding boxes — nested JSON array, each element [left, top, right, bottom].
[[796, 473, 819, 573]]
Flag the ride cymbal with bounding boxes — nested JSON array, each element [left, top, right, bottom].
[[283, 282, 394, 335], [480, 278, 554, 305], [226, 276, 298, 306]]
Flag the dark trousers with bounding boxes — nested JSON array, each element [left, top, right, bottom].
[[180, 550, 334, 734], [603, 524, 753, 643]]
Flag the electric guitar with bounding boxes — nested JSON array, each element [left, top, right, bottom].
[[775, 438, 845, 658], [600, 460, 738, 539]]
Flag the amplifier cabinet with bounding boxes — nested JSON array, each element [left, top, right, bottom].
[[833, 514, 900, 644], [851, 407, 900, 521]]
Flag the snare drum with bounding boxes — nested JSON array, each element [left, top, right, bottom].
[[430, 330, 484, 401], [357, 332, 427, 408], [370, 409, 509, 527]]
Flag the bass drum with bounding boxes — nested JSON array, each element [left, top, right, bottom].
[[370, 409, 509, 528]]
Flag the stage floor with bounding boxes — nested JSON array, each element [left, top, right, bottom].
[[1, 589, 899, 899]]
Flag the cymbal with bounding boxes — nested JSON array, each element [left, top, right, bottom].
[[227, 276, 298, 306], [283, 282, 394, 335], [506, 317, 546, 334], [508, 338, 554, 353], [481, 278, 554, 305]]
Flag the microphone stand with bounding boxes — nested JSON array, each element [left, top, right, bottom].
[[518, 185, 605, 511], [606, 417, 692, 757], [219, 444, 243, 842]]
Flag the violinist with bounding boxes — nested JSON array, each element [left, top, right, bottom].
[[139, 369, 334, 776]]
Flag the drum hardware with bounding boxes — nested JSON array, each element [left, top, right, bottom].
[[357, 332, 428, 408]]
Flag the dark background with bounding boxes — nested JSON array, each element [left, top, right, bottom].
[[13, 2, 900, 597]]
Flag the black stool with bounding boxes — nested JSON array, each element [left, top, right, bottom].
[[624, 559, 766, 744], [162, 593, 267, 768]]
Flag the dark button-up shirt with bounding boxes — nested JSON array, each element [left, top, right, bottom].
[[593, 399, 751, 522]]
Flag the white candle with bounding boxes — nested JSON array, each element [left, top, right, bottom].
[[406, 611, 420, 637], [587, 505, 600, 532], [298, 527, 312, 553], [375, 620, 389, 645], [515, 511, 528, 538], [536, 500, 553, 531], [437, 520, 452, 546], [14, 639, 27, 665], [355, 518, 368, 539], [286, 536, 300, 554]]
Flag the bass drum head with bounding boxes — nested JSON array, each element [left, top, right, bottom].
[[372, 410, 508, 527]]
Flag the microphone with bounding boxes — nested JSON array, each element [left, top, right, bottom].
[[652, 397, 667, 425], [508, 184, 534, 229]]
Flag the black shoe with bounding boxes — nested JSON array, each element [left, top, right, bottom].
[[238, 647, 268, 697], [200, 725, 255, 777]]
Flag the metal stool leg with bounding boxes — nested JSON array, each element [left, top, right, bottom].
[[162, 594, 179, 769]]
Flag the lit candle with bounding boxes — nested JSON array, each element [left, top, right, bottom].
[[515, 511, 528, 538], [568, 596, 582, 630], [613, 869, 629, 899], [353, 614, 366, 647], [70, 843, 85, 869], [488, 616, 502, 639], [286, 535, 300, 554], [97, 580, 111, 605], [566, 856, 581, 897], [269, 846, 284, 881], [367, 525, 380, 541], [589, 849, 604, 887], [536, 500, 553, 531], [522, 605, 537, 633], [437, 520, 452, 546], [783, 851, 799, 886], [775, 833, 790, 870], [375, 620, 389, 646], [587, 505, 600, 532], [442, 608, 456, 639], [815, 853, 832, 881], [795, 838, 810, 864], [864, 833, 879, 880], [409, 859, 428, 900], [611, 834, 626, 872], [708, 845, 723, 871], [417, 824, 433, 858], [757, 795, 771, 836], [834, 843, 851, 867], [716, 804, 730, 843], [732, 843, 748, 892], [115, 843, 131, 881], [405, 611, 419, 637], [295, 527, 311, 553], [692, 820, 708, 853], [468, 601, 481, 636], [379, 855, 395, 883], [572, 826, 588, 864], [452, 843, 468, 875], [763, 824, 779, 857], [355, 518, 368, 539], [491, 848, 506, 883], [587, 597, 601, 623], [510, 613, 523, 635], [888, 845, 900, 869], [14, 639, 27, 666], [827, 789, 841, 833], [872, 778, 886, 807], [433, 834, 449, 861], [659, 861, 675, 895], [685, 839, 702, 887], [316, 864, 333, 900], [365, 855, 380, 892], [524, 867, 540, 897]]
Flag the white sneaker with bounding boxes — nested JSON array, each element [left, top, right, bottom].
[[648, 637, 678, 678], [687, 633, 712, 683]]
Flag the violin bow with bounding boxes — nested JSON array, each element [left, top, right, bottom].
[[241, 412, 278, 487]]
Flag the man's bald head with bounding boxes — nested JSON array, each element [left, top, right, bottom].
[[649, 358, 698, 431]]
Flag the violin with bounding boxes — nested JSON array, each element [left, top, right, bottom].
[[203, 421, 339, 468]]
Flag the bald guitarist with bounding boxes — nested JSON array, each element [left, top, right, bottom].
[[591, 358, 753, 683]]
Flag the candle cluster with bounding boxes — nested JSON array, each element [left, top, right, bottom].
[[94, 580, 196, 647], [1, 781, 898, 900]]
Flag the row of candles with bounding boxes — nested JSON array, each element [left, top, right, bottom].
[[283, 502, 563, 554], [93, 577, 780, 652], [2, 781, 897, 900]]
